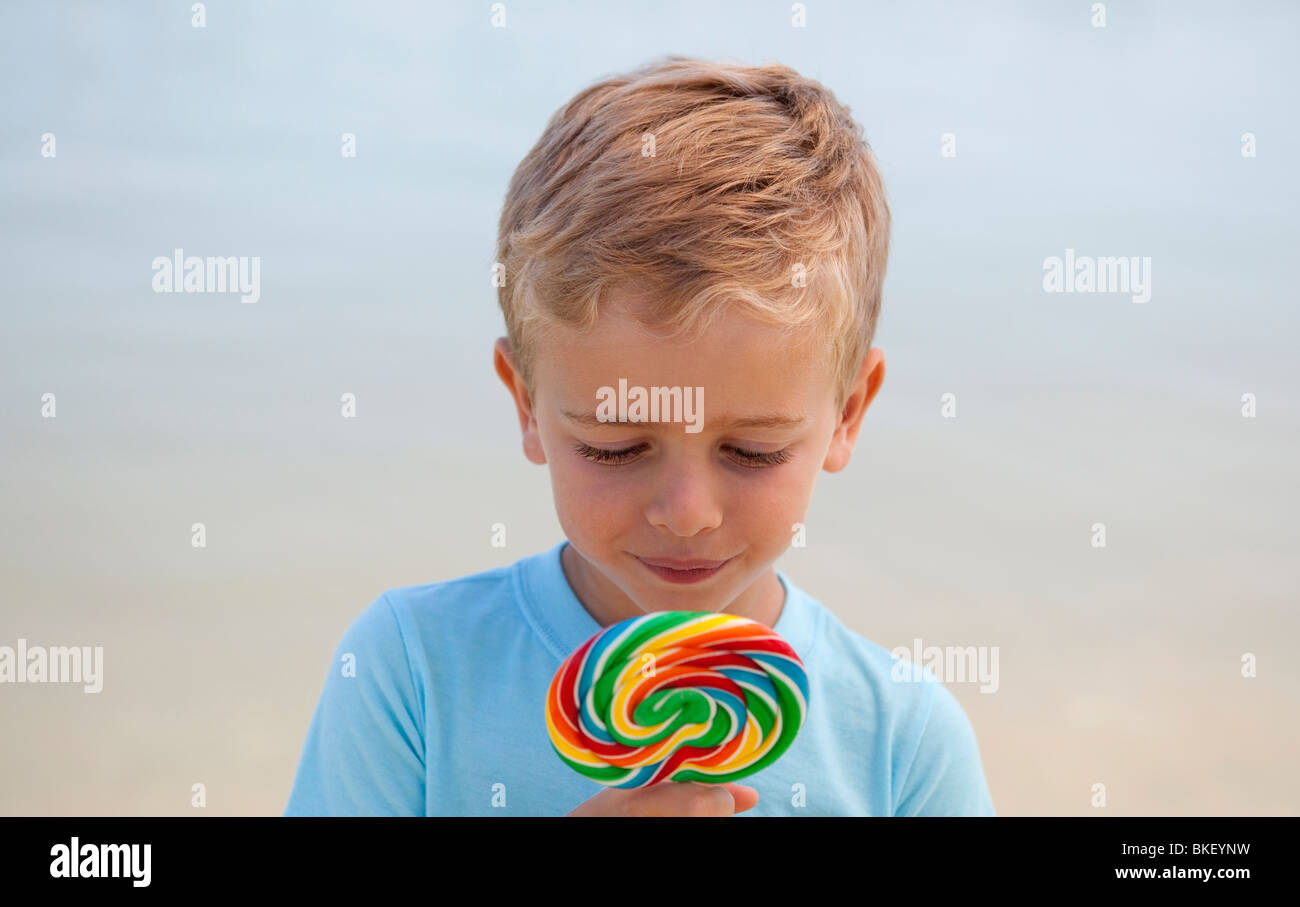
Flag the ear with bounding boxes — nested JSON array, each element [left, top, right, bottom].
[[493, 337, 547, 465], [822, 348, 885, 473]]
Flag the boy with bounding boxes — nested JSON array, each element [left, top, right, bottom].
[[285, 56, 996, 817]]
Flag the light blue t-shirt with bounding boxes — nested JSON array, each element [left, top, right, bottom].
[[284, 540, 996, 816]]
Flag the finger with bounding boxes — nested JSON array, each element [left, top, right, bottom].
[[719, 782, 759, 813]]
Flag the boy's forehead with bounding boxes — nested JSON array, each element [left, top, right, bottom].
[[545, 288, 817, 358], [533, 299, 834, 414]]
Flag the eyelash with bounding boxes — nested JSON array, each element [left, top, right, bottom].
[[573, 442, 792, 469]]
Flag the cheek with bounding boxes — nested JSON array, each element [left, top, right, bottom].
[[731, 462, 820, 536], [549, 457, 639, 537], [747, 484, 812, 559]]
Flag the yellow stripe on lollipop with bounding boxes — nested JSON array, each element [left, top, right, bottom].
[[650, 613, 736, 650], [608, 669, 716, 743]]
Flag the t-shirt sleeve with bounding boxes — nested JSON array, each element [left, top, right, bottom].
[[283, 592, 426, 816], [892, 679, 996, 816]]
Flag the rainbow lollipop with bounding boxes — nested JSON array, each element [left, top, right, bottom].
[[545, 610, 809, 788]]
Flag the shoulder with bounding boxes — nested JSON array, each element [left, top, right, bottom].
[[804, 600, 934, 717], [358, 559, 519, 642], [329, 560, 520, 683], [891, 672, 996, 816], [791, 590, 996, 816]]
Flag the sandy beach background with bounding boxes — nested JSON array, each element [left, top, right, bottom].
[[2, 0, 1297, 815]]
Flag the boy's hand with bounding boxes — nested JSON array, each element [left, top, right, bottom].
[[567, 781, 759, 817]]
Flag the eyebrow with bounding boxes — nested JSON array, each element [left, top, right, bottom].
[[560, 410, 806, 430]]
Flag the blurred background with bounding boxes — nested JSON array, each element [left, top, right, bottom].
[[1, 0, 1296, 815]]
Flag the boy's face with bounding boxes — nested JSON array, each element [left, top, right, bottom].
[[495, 286, 884, 620]]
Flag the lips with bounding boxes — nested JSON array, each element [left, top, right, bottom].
[[634, 553, 735, 584], [637, 556, 730, 570]]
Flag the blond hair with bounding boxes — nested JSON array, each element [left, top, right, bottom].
[[495, 56, 890, 410]]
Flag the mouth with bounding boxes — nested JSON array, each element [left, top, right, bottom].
[[634, 554, 735, 584]]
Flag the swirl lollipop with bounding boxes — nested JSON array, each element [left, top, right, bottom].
[[545, 610, 809, 788]]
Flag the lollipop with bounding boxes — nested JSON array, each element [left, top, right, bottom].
[[545, 610, 809, 788]]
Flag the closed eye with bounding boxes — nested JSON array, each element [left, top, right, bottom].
[[572, 442, 791, 468], [572, 442, 647, 465], [728, 446, 792, 468]]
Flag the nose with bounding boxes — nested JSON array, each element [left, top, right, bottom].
[[643, 455, 723, 538]]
